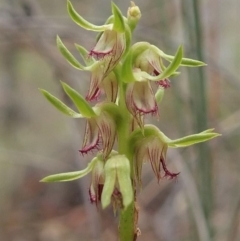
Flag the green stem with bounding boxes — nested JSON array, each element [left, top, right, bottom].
[[117, 76, 136, 241], [119, 202, 136, 241], [118, 82, 130, 154]]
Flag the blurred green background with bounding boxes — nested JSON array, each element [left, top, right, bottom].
[[0, 0, 239, 240]]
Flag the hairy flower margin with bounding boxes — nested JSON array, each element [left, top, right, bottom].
[[40, 0, 220, 212]]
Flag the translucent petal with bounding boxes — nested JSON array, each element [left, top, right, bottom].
[[132, 81, 157, 114], [102, 71, 118, 102], [134, 141, 147, 185], [86, 63, 105, 101], [80, 118, 100, 155], [90, 159, 105, 205], [90, 30, 126, 72], [147, 138, 162, 181], [97, 112, 116, 159]]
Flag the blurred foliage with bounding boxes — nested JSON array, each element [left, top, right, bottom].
[[0, 0, 240, 240]]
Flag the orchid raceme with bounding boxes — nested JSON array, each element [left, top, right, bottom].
[[40, 1, 220, 241]]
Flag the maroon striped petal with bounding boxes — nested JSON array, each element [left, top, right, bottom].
[[96, 112, 116, 159], [79, 118, 100, 155]]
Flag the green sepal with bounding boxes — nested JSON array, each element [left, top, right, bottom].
[[111, 2, 125, 32], [142, 45, 183, 81], [121, 42, 150, 83], [155, 87, 165, 104], [142, 125, 220, 147], [143, 125, 171, 142], [151, 45, 206, 67], [101, 155, 133, 209], [56, 35, 84, 69], [39, 89, 82, 118], [67, 0, 111, 32], [115, 155, 133, 209], [168, 129, 221, 148], [75, 44, 94, 66], [180, 57, 206, 67], [160, 52, 206, 67], [127, 125, 170, 157], [201, 128, 215, 133], [61, 82, 96, 118], [40, 157, 98, 182], [101, 157, 117, 209], [95, 102, 122, 120], [121, 23, 132, 60]]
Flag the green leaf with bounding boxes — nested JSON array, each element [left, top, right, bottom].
[[61, 82, 96, 118], [168, 131, 221, 148], [40, 157, 98, 182], [57, 35, 84, 69], [67, 0, 111, 32], [143, 45, 183, 81], [40, 89, 82, 118], [101, 158, 117, 209], [112, 2, 125, 32]]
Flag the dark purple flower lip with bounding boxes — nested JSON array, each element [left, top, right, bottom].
[[89, 184, 104, 204], [160, 157, 180, 180], [132, 101, 158, 115], [153, 69, 171, 88], [89, 49, 114, 60], [79, 133, 101, 156], [157, 79, 171, 89]]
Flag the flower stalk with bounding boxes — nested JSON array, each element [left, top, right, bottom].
[[39, 1, 220, 241]]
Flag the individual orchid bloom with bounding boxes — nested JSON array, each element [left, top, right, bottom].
[[86, 30, 125, 102], [80, 111, 116, 159], [133, 135, 179, 185], [73, 44, 119, 102], [89, 29, 126, 65], [88, 154, 133, 211], [134, 48, 171, 88], [126, 73, 158, 128], [129, 125, 220, 186], [86, 69, 118, 102], [101, 154, 133, 210], [121, 43, 183, 88], [89, 160, 123, 208]]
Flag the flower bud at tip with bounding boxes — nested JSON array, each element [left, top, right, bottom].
[[127, 2, 141, 31]]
